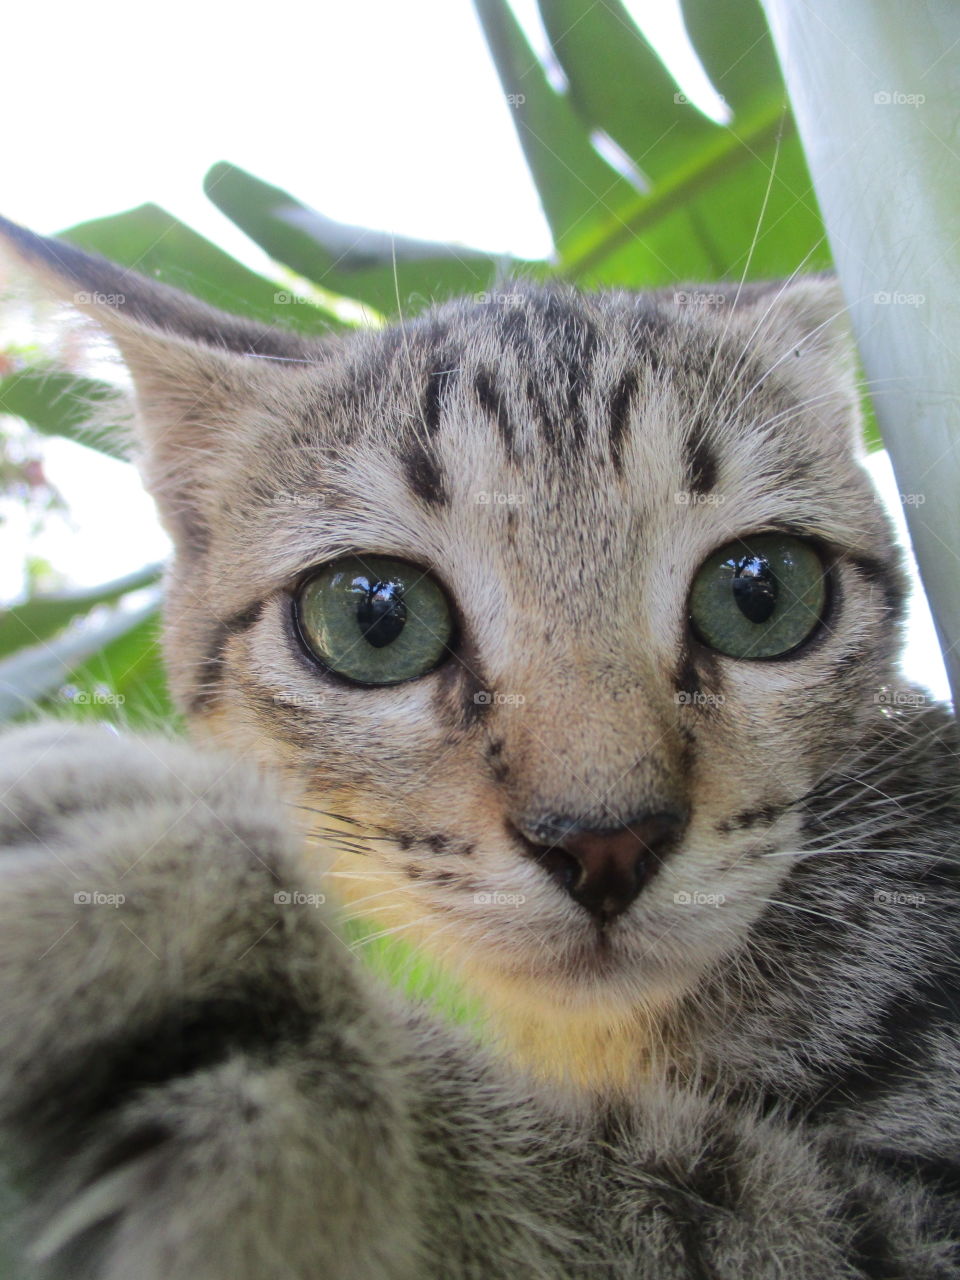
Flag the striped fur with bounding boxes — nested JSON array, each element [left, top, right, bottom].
[[0, 218, 958, 1277]]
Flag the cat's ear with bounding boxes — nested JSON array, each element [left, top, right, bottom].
[[734, 274, 852, 358], [727, 274, 863, 446], [0, 214, 324, 546], [726, 274, 859, 390]]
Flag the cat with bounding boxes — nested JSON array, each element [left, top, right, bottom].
[[0, 211, 959, 1279]]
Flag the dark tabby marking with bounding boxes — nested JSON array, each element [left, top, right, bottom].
[[475, 369, 515, 458], [608, 371, 638, 476], [684, 427, 719, 494], [847, 552, 908, 616], [715, 804, 783, 834], [401, 439, 449, 508], [191, 600, 266, 712], [423, 359, 458, 436]]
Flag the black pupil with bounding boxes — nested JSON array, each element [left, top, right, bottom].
[[355, 578, 407, 648], [731, 556, 777, 624]]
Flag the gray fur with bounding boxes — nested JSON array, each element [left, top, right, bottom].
[[0, 217, 959, 1277]]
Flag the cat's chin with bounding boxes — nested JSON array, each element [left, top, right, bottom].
[[459, 935, 696, 1091], [467, 919, 706, 1010]]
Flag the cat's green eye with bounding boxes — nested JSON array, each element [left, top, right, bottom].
[[689, 534, 827, 660], [295, 555, 454, 685]]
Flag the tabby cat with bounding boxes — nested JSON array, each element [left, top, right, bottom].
[[1, 213, 959, 1279]]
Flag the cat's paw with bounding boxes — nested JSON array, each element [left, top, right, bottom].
[[0, 723, 422, 1279], [3, 719, 312, 976], [0, 720, 326, 1118]]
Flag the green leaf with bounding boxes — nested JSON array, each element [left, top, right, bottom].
[[860, 386, 883, 453], [0, 367, 126, 459], [48, 609, 177, 730], [204, 162, 509, 315], [473, 0, 640, 255], [559, 102, 829, 287], [0, 590, 161, 723], [0, 562, 164, 659], [469, 0, 826, 291], [680, 0, 784, 114], [61, 203, 344, 335], [537, 0, 717, 178]]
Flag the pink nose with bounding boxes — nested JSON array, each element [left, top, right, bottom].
[[516, 812, 685, 922]]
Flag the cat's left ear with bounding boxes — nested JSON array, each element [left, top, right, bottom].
[[725, 274, 863, 447], [730, 274, 858, 379], [0, 214, 327, 545], [734, 274, 852, 358]]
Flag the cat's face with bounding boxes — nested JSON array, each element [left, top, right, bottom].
[[0, 220, 906, 1017]]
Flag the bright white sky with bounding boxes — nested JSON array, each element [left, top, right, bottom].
[[1, 1, 723, 257], [0, 0, 950, 700]]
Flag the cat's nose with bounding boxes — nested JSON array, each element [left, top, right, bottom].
[[514, 812, 685, 922]]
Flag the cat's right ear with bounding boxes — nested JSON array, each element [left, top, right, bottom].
[[0, 214, 325, 547]]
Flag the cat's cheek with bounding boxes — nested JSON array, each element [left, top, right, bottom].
[[694, 653, 865, 797]]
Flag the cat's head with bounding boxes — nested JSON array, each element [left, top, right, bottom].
[[0, 217, 907, 1029]]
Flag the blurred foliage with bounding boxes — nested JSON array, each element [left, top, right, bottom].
[[0, 346, 68, 538], [0, 419, 64, 524]]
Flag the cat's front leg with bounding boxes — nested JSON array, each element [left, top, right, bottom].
[[597, 1083, 960, 1280], [0, 722, 428, 1280]]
